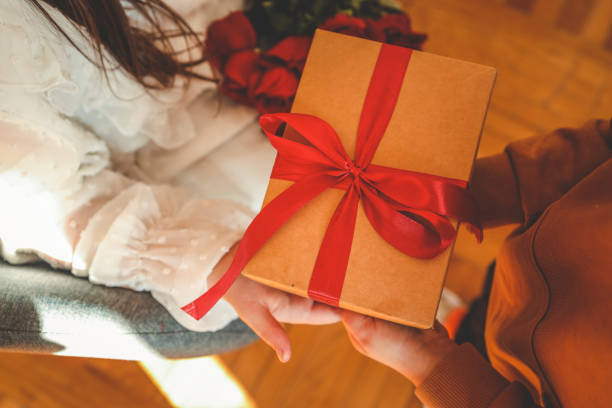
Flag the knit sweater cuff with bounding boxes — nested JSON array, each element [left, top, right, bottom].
[[415, 343, 509, 408]]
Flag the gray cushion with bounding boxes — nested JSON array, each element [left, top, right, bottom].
[[0, 261, 257, 359]]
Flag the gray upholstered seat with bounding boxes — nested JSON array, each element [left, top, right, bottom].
[[0, 261, 256, 360]]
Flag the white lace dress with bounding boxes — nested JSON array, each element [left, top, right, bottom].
[[0, 0, 276, 331]]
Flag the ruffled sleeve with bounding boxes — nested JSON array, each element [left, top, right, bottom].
[[75, 183, 253, 331], [0, 110, 253, 332]]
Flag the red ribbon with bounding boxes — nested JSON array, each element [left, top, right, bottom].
[[182, 44, 482, 319]]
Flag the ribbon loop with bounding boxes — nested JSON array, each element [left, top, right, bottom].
[[261, 113, 351, 169]]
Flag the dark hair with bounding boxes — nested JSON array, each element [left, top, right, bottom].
[[26, 0, 214, 90]]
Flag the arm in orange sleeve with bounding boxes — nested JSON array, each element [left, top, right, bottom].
[[470, 118, 612, 228], [415, 344, 542, 407], [415, 119, 612, 408]]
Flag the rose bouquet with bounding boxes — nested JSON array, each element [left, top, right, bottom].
[[206, 0, 427, 113]]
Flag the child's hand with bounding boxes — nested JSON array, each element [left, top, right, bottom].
[[210, 244, 340, 363], [341, 310, 457, 385], [224, 274, 340, 362]]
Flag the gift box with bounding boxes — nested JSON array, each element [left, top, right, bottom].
[[183, 29, 496, 329]]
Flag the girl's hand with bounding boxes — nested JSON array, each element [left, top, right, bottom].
[[225, 274, 340, 362], [341, 310, 457, 386], [209, 245, 340, 363]]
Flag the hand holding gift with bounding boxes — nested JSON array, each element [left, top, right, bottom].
[[208, 244, 340, 363], [341, 310, 455, 385]]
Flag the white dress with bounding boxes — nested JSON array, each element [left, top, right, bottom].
[[0, 0, 276, 331]]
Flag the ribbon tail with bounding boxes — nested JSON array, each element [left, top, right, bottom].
[[444, 184, 483, 242], [364, 166, 483, 242], [405, 208, 457, 249], [307, 185, 360, 306], [181, 174, 337, 320], [449, 188, 483, 244]]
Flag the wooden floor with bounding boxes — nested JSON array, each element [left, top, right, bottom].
[[1, 0, 611, 407], [0, 352, 171, 408]]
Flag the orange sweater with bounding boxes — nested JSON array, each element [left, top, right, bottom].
[[416, 119, 612, 408]]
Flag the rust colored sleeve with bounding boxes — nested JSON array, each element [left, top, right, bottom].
[[415, 344, 541, 407], [470, 118, 612, 228]]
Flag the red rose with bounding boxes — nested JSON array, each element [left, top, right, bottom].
[[367, 14, 427, 49], [221, 50, 260, 105], [363, 18, 386, 42], [205, 11, 256, 70], [248, 67, 299, 114], [261, 36, 312, 73], [320, 13, 368, 38]]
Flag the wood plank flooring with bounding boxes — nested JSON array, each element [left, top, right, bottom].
[[1, 0, 611, 407], [0, 352, 171, 408]]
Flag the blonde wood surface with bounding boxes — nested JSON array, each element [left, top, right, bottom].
[[218, 324, 416, 408], [1, 1, 610, 407], [0, 352, 171, 408]]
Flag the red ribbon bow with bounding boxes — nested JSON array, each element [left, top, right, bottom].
[[182, 44, 482, 319]]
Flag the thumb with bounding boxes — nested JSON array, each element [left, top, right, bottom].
[[243, 304, 292, 363], [341, 309, 375, 334]]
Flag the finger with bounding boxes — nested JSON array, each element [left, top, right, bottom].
[[240, 304, 292, 363], [308, 301, 342, 324], [341, 309, 375, 333], [270, 295, 341, 325], [340, 310, 379, 355], [345, 325, 369, 356]]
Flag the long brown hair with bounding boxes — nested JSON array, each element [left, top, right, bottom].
[[26, 0, 214, 90]]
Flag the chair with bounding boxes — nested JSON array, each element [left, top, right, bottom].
[[0, 261, 257, 360]]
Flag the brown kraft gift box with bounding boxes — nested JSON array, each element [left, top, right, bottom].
[[243, 29, 496, 328]]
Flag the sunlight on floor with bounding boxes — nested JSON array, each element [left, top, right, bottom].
[[139, 356, 255, 408]]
